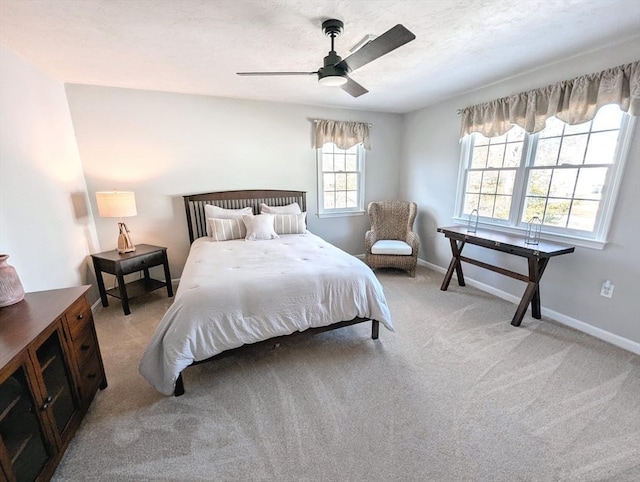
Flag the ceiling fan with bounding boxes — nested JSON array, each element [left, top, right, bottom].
[[237, 19, 416, 98]]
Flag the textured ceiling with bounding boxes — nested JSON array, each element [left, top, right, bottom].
[[1, 0, 639, 113]]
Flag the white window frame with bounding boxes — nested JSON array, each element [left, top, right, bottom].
[[316, 142, 366, 218], [454, 111, 636, 249]]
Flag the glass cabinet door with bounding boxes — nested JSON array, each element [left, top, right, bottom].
[[0, 366, 51, 482], [35, 329, 78, 439]]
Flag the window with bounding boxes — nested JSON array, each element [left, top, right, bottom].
[[317, 142, 365, 217], [456, 104, 635, 248]]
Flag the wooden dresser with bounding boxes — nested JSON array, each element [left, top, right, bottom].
[[0, 286, 107, 482]]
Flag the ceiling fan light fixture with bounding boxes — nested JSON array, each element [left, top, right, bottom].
[[318, 74, 348, 87], [236, 19, 415, 98]]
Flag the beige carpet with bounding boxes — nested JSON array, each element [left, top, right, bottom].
[[53, 266, 640, 481]]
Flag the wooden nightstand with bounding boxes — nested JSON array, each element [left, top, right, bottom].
[[91, 244, 173, 315]]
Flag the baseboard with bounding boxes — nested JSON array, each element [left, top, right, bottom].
[[417, 259, 640, 355], [90, 298, 102, 313]]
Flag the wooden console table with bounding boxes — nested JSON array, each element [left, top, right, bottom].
[[437, 226, 575, 327]]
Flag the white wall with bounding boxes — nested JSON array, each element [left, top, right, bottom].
[[64, 85, 403, 279], [0, 44, 98, 292], [401, 38, 640, 347]]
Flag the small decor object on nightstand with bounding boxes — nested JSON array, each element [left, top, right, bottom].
[[467, 209, 479, 234], [0, 254, 25, 307], [525, 216, 542, 245], [95, 190, 137, 253]]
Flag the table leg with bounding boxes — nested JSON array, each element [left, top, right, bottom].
[[115, 270, 130, 316], [142, 267, 151, 289], [162, 252, 174, 298], [528, 257, 542, 320], [441, 238, 466, 290], [92, 259, 109, 307], [511, 257, 549, 326], [511, 281, 537, 326], [531, 258, 549, 319]]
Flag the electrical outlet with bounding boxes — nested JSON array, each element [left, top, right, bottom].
[[600, 280, 614, 298]]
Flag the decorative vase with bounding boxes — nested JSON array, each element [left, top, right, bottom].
[[0, 254, 25, 307]]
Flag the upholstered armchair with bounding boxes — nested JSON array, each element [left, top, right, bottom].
[[365, 201, 419, 277]]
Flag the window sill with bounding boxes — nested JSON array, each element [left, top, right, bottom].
[[450, 218, 607, 250], [317, 210, 366, 219]]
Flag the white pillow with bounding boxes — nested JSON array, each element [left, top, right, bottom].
[[204, 205, 252, 236], [210, 218, 247, 241], [242, 214, 279, 241], [274, 212, 307, 235], [260, 202, 302, 214]]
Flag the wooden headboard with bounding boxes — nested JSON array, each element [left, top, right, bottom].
[[183, 189, 307, 243]]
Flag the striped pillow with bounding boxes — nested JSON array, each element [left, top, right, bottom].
[[210, 218, 247, 241], [274, 212, 307, 235]]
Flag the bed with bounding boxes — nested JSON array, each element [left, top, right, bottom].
[[139, 189, 394, 395]]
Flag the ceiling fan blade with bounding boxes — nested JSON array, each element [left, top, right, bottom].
[[336, 24, 415, 73], [341, 76, 369, 98], [237, 71, 318, 76]]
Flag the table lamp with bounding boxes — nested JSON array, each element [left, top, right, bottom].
[[95, 190, 137, 253]]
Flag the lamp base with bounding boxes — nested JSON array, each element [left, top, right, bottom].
[[117, 222, 136, 254]]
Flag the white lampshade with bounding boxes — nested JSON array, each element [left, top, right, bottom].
[[95, 191, 137, 218]]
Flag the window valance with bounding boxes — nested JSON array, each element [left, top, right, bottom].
[[314, 119, 371, 150], [460, 60, 640, 138]]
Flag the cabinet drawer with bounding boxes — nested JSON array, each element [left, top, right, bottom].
[[72, 323, 98, 369], [78, 354, 103, 401], [66, 296, 92, 341], [119, 250, 164, 275]]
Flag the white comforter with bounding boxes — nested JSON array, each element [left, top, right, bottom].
[[139, 232, 393, 394]]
